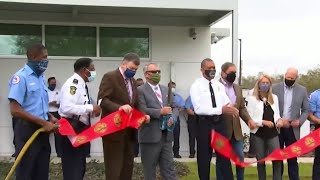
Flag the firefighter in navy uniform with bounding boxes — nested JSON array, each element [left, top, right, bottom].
[[58, 58, 101, 180]]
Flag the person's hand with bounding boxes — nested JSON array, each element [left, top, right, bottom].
[[167, 117, 174, 127], [187, 109, 195, 115], [222, 104, 239, 117], [49, 115, 58, 124], [119, 104, 132, 114], [291, 120, 300, 128], [145, 115, 150, 123], [262, 120, 274, 128], [282, 119, 290, 128], [248, 119, 257, 130], [92, 105, 102, 117], [160, 106, 172, 115], [276, 119, 284, 128], [43, 121, 59, 133]]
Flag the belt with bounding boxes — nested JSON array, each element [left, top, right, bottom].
[[197, 115, 220, 122]]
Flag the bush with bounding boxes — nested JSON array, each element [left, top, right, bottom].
[[1, 160, 190, 180]]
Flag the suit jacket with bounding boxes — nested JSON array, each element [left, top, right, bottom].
[[272, 82, 309, 140], [246, 94, 281, 134], [137, 83, 174, 143], [220, 81, 252, 140], [98, 68, 139, 141]]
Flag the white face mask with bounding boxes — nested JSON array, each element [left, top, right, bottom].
[[172, 88, 176, 93], [86, 70, 97, 82]]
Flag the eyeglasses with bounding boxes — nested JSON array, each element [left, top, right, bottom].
[[147, 70, 161, 74]]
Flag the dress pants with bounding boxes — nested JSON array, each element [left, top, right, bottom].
[[279, 127, 299, 180], [187, 114, 197, 156], [196, 115, 233, 180], [173, 117, 181, 156], [15, 119, 51, 180]]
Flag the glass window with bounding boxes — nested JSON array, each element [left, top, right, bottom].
[[45, 25, 96, 56], [0, 23, 42, 55], [100, 27, 149, 58]]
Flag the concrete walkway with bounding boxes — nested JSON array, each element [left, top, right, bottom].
[[0, 156, 314, 166]]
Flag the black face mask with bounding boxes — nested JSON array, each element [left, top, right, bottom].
[[204, 70, 216, 80], [285, 79, 295, 87], [225, 72, 236, 83], [48, 84, 56, 91]]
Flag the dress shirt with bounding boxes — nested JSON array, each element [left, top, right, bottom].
[[221, 79, 237, 104], [48, 89, 60, 112], [283, 83, 293, 119], [190, 76, 230, 116]]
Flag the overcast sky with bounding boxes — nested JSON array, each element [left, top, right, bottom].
[[212, 0, 320, 77]]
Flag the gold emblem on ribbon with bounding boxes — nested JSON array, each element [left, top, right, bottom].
[[291, 146, 302, 154], [280, 150, 288, 157], [215, 138, 225, 150], [114, 114, 122, 127], [75, 136, 87, 144], [94, 123, 108, 134], [305, 137, 315, 147]]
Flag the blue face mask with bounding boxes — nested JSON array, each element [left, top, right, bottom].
[[124, 68, 136, 78], [27, 59, 49, 76], [259, 84, 270, 92]]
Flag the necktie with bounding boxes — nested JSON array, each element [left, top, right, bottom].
[[154, 86, 163, 106], [209, 82, 217, 108], [125, 78, 132, 102]]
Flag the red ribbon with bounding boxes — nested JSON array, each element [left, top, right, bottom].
[[57, 109, 146, 147], [211, 129, 319, 167]]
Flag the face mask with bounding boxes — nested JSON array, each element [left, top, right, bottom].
[[259, 84, 270, 92], [48, 84, 56, 91], [124, 68, 136, 78], [86, 69, 96, 82], [225, 72, 236, 84], [27, 59, 49, 76], [285, 79, 295, 87], [204, 70, 216, 80], [150, 74, 161, 84], [172, 88, 176, 93]]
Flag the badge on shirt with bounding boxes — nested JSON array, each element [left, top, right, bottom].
[[70, 86, 77, 95], [11, 75, 20, 85], [73, 79, 78, 85]]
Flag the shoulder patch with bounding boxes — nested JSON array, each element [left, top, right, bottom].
[[70, 86, 77, 95], [11, 75, 20, 85], [73, 79, 78, 85]]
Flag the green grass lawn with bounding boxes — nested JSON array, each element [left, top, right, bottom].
[[0, 160, 313, 180], [182, 163, 313, 180]]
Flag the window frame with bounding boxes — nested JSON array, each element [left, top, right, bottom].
[[0, 20, 152, 61]]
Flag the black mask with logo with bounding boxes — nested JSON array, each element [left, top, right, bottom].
[[285, 79, 295, 87], [204, 70, 216, 80], [225, 72, 236, 84]]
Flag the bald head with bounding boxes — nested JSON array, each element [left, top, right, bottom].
[[285, 67, 298, 80]]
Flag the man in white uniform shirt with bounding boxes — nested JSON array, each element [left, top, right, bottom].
[[190, 58, 239, 180], [59, 58, 101, 180], [47, 77, 62, 157]]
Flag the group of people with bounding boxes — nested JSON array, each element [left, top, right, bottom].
[[7, 42, 320, 180]]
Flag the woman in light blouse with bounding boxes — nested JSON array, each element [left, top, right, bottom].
[[246, 74, 284, 180]]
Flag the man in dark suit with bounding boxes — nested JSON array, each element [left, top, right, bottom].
[[273, 67, 309, 180], [138, 63, 177, 180], [98, 53, 142, 180], [219, 62, 256, 180]]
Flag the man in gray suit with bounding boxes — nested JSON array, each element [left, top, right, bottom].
[[138, 63, 177, 180], [273, 67, 309, 180]]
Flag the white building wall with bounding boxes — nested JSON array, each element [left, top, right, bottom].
[[0, 26, 211, 156]]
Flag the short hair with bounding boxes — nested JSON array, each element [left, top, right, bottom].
[[201, 58, 213, 68], [221, 62, 235, 72], [48, 77, 56, 83], [74, 58, 93, 72], [168, 81, 176, 87], [143, 63, 158, 73], [27, 43, 47, 59], [123, 53, 140, 66]]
